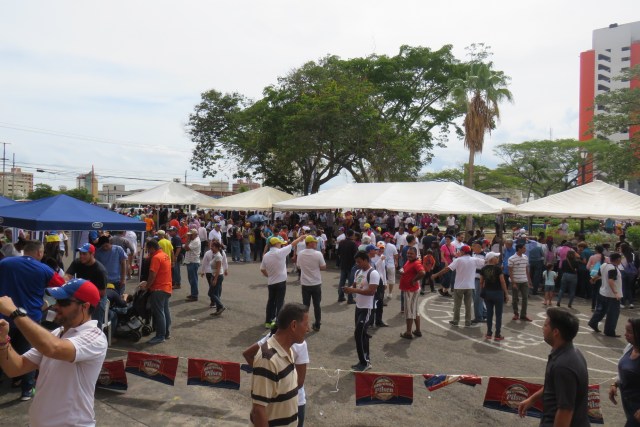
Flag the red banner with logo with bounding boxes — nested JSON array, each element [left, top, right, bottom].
[[483, 377, 604, 424], [187, 358, 241, 390], [422, 374, 482, 391], [96, 360, 128, 391], [354, 372, 413, 406], [125, 351, 179, 386]]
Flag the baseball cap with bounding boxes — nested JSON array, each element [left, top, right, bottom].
[[305, 235, 318, 243], [46, 279, 100, 307], [365, 244, 377, 252], [189, 229, 198, 235], [485, 252, 500, 262], [214, 223, 221, 227], [157, 230, 166, 236], [377, 241, 386, 249], [45, 233, 60, 243], [364, 223, 370, 228], [269, 236, 285, 245], [168, 226, 177, 232], [411, 226, 419, 232], [382, 232, 393, 239], [77, 243, 95, 254], [302, 225, 311, 231], [460, 245, 472, 254]]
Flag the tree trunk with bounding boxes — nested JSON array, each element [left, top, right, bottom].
[[465, 148, 475, 233]]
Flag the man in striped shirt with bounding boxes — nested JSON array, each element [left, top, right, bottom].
[[508, 243, 533, 322], [250, 303, 310, 427]]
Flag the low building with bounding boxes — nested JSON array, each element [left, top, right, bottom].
[[0, 167, 33, 198]]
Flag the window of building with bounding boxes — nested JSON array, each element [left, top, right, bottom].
[[597, 74, 611, 82], [598, 54, 611, 61], [598, 64, 611, 72], [597, 84, 610, 92], [605, 49, 611, 52], [622, 46, 630, 51], [622, 57, 630, 62]]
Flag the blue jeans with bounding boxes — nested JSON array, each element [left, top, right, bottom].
[[338, 268, 355, 302], [172, 260, 181, 286], [231, 240, 241, 261], [207, 274, 225, 310], [557, 272, 577, 306], [186, 263, 200, 297], [484, 289, 504, 336], [298, 404, 305, 427], [243, 242, 251, 262], [149, 290, 171, 339], [441, 270, 452, 290], [473, 278, 487, 321], [589, 294, 621, 336], [529, 260, 544, 294]]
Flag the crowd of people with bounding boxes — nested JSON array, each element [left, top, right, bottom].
[[1, 207, 640, 426]]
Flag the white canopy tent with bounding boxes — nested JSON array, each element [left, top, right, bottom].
[[273, 182, 514, 214], [115, 181, 215, 206], [201, 186, 295, 210], [502, 180, 640, 220]]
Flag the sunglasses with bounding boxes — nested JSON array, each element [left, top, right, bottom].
[[55, 298, 85, 307]]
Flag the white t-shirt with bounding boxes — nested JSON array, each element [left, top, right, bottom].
[[124, 231, 137, 254], [394, 232, 408, 249], [257, 337, 309, 406], [372, 255, 387, 286], [448, 256, 485, 289], [383, 243, 398, 267], [354, 267, 381, 309], [297, 249, 326, 286], [447, 216, 456, 227], [260, 246, 294, 284], [600, 263, 623, 298], [24, 320, 108, 427], [58, 232, 68, 252], [208, 228, 222, 243]]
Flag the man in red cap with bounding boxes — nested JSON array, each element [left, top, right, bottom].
[[433, 245, 485, 327], [0, 278, 107, 426]]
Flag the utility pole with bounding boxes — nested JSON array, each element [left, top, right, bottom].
[[1, 142, 11, 196], [11, 153, 15, 198], [184, 170, 187, 186]]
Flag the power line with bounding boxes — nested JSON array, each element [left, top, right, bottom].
[[0, 121, 192, 154]]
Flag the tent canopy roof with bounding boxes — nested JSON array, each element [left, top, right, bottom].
[[0, 194, 146, 231], [273, 182, 514, 214], [0, 196, 17, 208], [115, 181, 215, 206], [203, 186, 295, 210], [503, 180, 640, 220]]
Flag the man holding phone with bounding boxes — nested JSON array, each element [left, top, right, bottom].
[[0, 279, 107, 426]]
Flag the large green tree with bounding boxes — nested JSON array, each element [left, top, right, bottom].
[[187, 46, 465, 194], [27, 183, 56, 200], [421, 164, 522, 193]]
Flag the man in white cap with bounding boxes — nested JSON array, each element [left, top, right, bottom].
[[260, 234, 306, 328]]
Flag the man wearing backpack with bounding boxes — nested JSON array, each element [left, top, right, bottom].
[[588, 253, 623, 337]]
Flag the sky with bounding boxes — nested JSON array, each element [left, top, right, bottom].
[[0, 1, 637, 196]]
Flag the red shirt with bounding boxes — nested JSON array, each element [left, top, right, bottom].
[[399, 259, 424, 292]]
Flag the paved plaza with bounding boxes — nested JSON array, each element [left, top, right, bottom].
[[1, 260, 630, 426]]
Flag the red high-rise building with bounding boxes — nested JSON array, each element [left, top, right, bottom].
[[578, 21, 640, 189]]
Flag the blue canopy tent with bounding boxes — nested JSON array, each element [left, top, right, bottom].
[[0, 196, 16, 207], [0, 194, 145, 231]]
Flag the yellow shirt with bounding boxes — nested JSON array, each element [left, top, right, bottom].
[[158, 238, 174, 259]]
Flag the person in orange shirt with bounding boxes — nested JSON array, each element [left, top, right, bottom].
[[141, 214, 155, 233], [140, 239, 172, 344], [421, 248, 436, 295], [178, 220, 190, 245]]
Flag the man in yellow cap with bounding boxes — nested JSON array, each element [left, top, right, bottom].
[[297, 235, 326, 331], [260, 234, 306, 328], [363, 223, 376, 245]]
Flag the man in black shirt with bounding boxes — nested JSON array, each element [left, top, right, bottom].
[[518, 307, 589, 426], [168, 227, 183, 289], [65, 243, 109, 327], [337, 230, 358, 304]]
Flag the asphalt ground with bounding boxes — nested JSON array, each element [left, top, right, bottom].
[[0, 259, 631, 426]]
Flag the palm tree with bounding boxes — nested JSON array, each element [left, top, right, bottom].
[[452, 62, 513, 231]]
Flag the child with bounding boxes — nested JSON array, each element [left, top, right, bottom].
[[421, 248, 436, 295], [542, 263, 557, 306]]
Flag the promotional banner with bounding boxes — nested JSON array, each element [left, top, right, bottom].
[[483, 377, 604, 424], [423, 374, 482, 391], [125, 351, 179, 386], [96, 360, 128, 391], [187, 358, 241, 390], [355, 373, 413, 406]]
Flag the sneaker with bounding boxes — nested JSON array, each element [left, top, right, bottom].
[[621, 304, 626, 309], [20, 388, 35, 401], [448, 321, 459, 326], [264, 322, 274, 329], [351, 362, 372, 372], [631, 304, 635, 309], [148, 336, 165, 344], [520, 316, 533, 322], [512, 314, 519, 321], [185, 295, 198, 302], [588, 322, 601, 333], [312, 324, 321, 332], [211, 306, 226, 316], [464, 322, 472, 327], [494, 335, 505, 341], [485, 334, 492, 340]]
